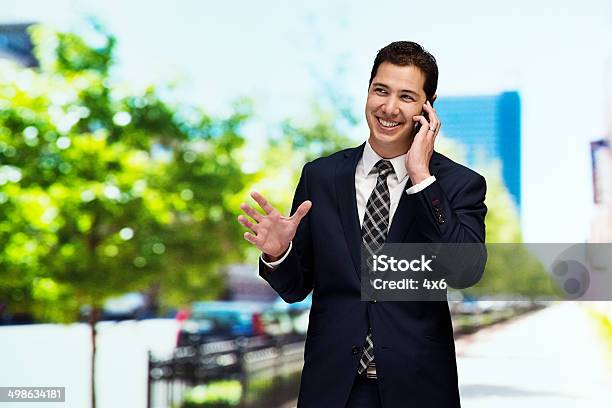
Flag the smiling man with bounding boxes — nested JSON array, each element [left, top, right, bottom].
[[238, 41, 487, 407]]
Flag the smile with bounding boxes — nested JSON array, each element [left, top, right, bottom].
[[377, 117, 402, 129]]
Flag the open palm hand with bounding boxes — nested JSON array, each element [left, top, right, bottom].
[[238, 191, 312, 260]]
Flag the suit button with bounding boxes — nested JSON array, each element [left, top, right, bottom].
[[351, 346, 361, 355], [369, 300, 377, 304]]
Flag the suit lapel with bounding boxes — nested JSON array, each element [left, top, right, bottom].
[[387, 151, 442, 242], [386, 180, 416, 242], [335, 146, 442, 277], [335, 143, 365, 280]]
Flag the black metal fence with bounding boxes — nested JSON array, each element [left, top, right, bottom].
[[147, 335, 304, 408]]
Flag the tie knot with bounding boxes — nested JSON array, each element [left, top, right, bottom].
[[374, 160, 394, 178]]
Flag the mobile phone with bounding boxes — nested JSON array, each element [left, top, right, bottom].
[[413, 100, 431, 133]]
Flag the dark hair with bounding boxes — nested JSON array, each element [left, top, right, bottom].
[[369, 41, 438, 103]]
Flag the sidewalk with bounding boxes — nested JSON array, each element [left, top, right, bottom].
[[455, 302, 612, 407]]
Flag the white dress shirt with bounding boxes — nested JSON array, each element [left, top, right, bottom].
[[262, 141, 436, 268]]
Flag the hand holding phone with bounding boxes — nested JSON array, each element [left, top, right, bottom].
[[413, 99, 431, 134], [406, 99, 439, 184]]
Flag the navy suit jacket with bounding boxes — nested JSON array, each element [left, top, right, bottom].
[[259, 142, 487, 408]]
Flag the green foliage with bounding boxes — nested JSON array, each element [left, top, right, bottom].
[[30, 22, 115, 75], [0, 24, 250, 321], [475, 162, 553, 297], [474, 244, 555, 297], [478, 160, 522, 243], [182, 380, 242, 407], [435, 137, 552, 297], [280, 103, 355, 163], [235, 104, 355, 264]]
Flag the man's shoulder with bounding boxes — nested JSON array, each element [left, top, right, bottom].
[[432, 151, 484, 185], [304, 144, 363, 172]]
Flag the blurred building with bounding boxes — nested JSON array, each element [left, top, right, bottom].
[[589, 52, 612, 243], [0, 23, 37, 67], [587, 48, 612, 322], [435, 91, 521, 210]]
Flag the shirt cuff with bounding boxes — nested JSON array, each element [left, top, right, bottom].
[[406, 176, 436, 195], [260, 241, 293, 269]]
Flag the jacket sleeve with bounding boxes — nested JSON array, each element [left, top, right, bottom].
[[258, 163, 314, 303], [411, 173, 488, 289]]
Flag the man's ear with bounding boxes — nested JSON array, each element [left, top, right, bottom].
[[430, 94, 437, 106]]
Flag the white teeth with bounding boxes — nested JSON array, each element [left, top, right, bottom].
[[378, 118, 400, 127]]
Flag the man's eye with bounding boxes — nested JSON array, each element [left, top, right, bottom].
[[375, 88, 387, 94], [402, 95, 413, 100]]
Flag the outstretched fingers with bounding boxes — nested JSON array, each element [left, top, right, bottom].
[[240, 202, 263, 223], [250, 191, 275, 214], [243, 231, 260, 245], [237, 214, 258, 233]]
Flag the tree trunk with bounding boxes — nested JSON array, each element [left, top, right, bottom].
[[89, 307, 99, 408]]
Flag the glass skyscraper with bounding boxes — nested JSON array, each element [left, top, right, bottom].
[[434, 91, 521, 209]]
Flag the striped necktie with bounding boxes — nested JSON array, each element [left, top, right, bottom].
[[358, 159, 394, 378]]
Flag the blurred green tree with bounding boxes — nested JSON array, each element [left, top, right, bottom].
[[435, 139, 553, 298], [0, 23, 249, 407], [475, 160, 554, 298], [234, 103, 356, 264]]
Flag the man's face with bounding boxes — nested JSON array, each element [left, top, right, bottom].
[[365, 62, 430, 155]]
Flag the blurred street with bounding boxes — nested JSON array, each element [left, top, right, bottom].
[[455, 302, 611, 407], [0, 303, 609, 408]]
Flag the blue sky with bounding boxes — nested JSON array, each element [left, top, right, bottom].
[[2, 0, 612, 242]]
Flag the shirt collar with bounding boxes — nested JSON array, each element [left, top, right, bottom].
[[362, 140, 409, 182]]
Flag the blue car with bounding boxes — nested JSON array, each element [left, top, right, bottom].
[[176, 301, 271, 347]]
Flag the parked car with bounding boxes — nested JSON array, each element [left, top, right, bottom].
[[176, 301, 272, 347], [79, 292, 159, 322], [268, 294, 312, 335], [101, 292, 147, 320]]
